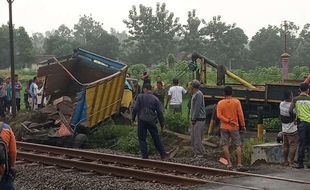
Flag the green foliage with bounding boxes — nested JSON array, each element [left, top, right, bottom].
[[179, 10, 205, 53], [128, 64, 147, 79], [116, 128, 156, 155], [231, 66, 281, 84], [243, 138, 264, 164], [165, 112, 189, 134], [123, 3, 181, 66], [44, 15, 120, 59], [289, 66, 309, 80], [263, 118, 281, 132], [0, 25, 35, 69], [88, 124, 133, 148], [250, 26, 282, 68], [202, 16, 249, 68], [87, 123, 156, 155], [166, 53, 176, 67], [74, 15, 120, 59], [44, 24, 76, 56]]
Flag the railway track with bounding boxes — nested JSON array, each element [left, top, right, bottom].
[[17, 141, 310, 189]]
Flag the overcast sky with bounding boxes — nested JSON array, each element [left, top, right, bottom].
[[0, 0, 309, 38]]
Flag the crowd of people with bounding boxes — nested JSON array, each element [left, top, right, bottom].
[[132, 72, 310, 171], [0, 75, 22, 117], [132, 72, 246, 169], [0, 76, 41, 119]]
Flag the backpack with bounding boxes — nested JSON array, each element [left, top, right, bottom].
[[0, 122, 9, 177]]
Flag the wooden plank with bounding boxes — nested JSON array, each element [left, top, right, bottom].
[[163, 129, 217, 148]]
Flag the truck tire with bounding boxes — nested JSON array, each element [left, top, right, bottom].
[[72, 134, 88, 148]]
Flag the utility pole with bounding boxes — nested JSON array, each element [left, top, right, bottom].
[[8, 0, 16, 117], [281, 20, 290, 82]]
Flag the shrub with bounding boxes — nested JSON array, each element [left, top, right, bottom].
[[165, 112, 189, 134], [116, 128, 156, 155], [88, 124, 133, 148], [242, 138, 264, 164], [263, 118, 281, 132]]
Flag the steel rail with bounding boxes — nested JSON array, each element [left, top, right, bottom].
[[17, 151, 262, 190], [17, 141, 310, 185]]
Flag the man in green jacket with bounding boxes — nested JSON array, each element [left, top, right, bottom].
[[289, 83, 310, 169]]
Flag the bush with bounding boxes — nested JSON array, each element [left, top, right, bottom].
[[165, 112, 189, 134], [88, 124, 133, 148], [263, 118, 281, 132], [243, 138, 264, 164], [116, 128, 156, 155]]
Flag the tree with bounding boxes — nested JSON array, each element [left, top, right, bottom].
[[294, 24, 310, 69], [15, 26, 35, 68], [201, 16, 248, 69], [0, 25, 34, 69], [249, 25, 282, 68], [44, 24, 76, 56], [32, 32, 45, 55], [0, 25, 10, 69], [74, 15, 119, 59], [179, 10, 205, 54], [123, 3, 181, 66]]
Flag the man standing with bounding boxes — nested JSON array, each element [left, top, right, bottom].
[[154, 81, 165, 106], [154, 76, 165, 90], [132, 83, 167, 159], [29, 77, 39, 110], [289, 83, 310, 169], [166, 78, 187, 113], [14, 75, 22, 112], [217, 86, 245, 170], [0, 115, 17, 190], [190, 80, 206, 158], [140, 72, 151, 91], [280, 91, 298, 166], [5, 78, 12, 114]]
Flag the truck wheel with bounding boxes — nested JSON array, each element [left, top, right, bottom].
[[73, 134, 88, 148]]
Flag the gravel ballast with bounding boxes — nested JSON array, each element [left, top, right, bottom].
[[15, 163, 191, 190]]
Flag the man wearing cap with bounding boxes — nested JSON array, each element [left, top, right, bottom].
[[190, 80, 206, 158], [289, 83, 310, 169]]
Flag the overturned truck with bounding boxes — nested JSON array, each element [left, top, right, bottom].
[[21, 48, 128, 147]]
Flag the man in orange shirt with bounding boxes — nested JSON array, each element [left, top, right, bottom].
[[217, 86, 245, 170], [0, 115, 16, 190]]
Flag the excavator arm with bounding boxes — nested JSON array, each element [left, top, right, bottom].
[[191, 52, 257, 90]]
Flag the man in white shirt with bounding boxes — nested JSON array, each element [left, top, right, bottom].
[[280, 91, 298, 167], [165, 78, 187, 113], [29, 77, 39, 110]]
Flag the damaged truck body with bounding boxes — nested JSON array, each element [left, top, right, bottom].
[[21, 48, 128, 147]]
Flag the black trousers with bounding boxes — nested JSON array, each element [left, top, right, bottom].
[[16, 98, 21, 112], [0, 176, 15, 190], [138, 120, 165, 159]]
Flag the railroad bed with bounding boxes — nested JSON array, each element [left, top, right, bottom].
[[17, 142, 310, 190]]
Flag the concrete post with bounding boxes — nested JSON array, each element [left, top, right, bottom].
[[281, 53, 290, 82]]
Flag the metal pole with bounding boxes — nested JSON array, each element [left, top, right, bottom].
[[8, 0, 16, 117]]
